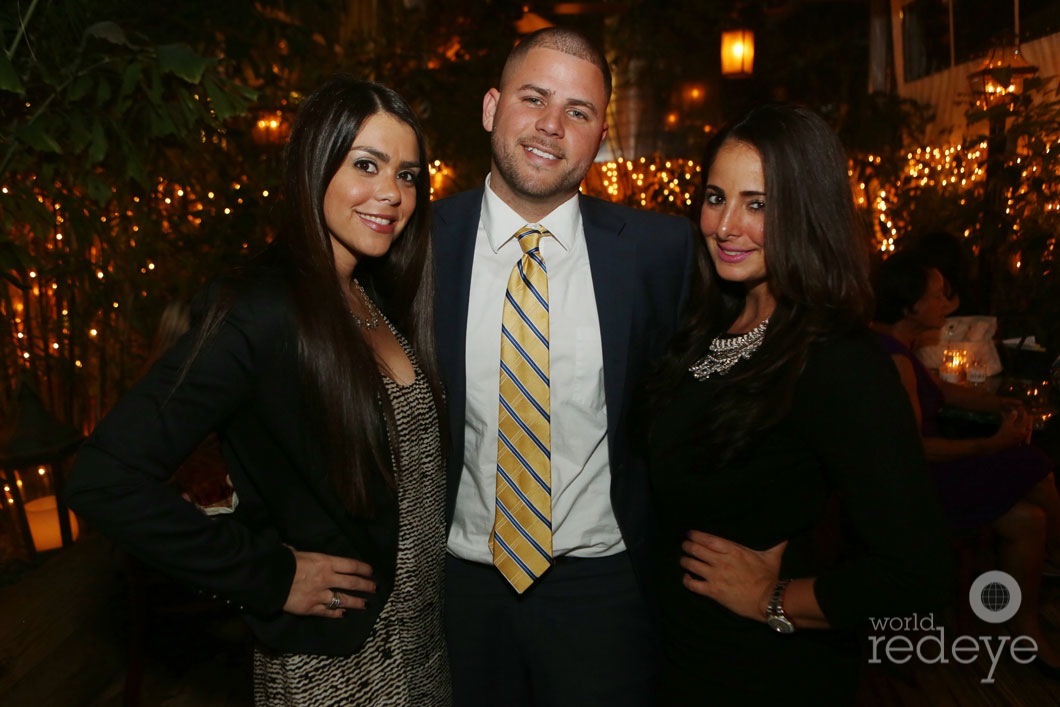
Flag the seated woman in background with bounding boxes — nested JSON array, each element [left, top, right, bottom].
[[872, 249, 1060, 674], [904, 229, 975, 315], [640, 103, 952, 704]]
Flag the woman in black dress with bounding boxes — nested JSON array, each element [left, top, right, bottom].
[[641, 103, 952, 703]]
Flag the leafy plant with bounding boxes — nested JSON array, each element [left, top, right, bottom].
[[0, 1, 264, 430], [850, 74, 1060, 352]]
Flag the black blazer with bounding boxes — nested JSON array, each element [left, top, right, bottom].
[[65, 268, 400, 656], [432, 188, 696, 586]]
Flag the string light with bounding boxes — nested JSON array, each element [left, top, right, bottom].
[[587, 157, 702, 210], [3, 167, 269, 429], [3, 124, 1056, 437]]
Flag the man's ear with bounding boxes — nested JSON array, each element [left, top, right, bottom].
[[482, 89, 500, 132]]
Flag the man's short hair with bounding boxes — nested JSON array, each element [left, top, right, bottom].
[[501, 27, 612, 102]]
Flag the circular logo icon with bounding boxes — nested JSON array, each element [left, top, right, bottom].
[[969, 570, 1021, 623]]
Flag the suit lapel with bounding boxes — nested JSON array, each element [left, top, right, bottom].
[[433, 191, 479, 402], [580, 195, 634, 443], [432, 189, 482, 517]]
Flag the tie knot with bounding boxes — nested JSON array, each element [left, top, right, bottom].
[[515, 226, 547, 254]]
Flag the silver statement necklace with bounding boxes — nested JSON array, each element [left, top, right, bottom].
[[349, 278, 382, 330], [688, 318, 770, 381]]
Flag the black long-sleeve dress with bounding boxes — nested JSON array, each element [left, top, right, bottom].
[[646, 329, 953, 704]]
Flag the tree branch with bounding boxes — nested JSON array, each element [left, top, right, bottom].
[[6, 0, 41, 60]]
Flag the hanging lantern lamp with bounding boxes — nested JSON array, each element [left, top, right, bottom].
[[721, 29, 754, 78]]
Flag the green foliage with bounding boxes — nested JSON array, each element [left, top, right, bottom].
[[0, 0, 517, 431], [0, 1, 270, 429], [975, 77, 1060, 351], [0, 53, 23, 94], [851, 76, 1060, 352]]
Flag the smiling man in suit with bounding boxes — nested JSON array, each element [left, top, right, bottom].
[[433, 26, 695, 707]]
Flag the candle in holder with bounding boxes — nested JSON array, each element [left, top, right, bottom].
[[966, 359, 988, 385], [940, 348, 967, 384], [25, 495, 79, 552]]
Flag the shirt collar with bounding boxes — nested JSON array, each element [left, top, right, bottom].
[[481, 173, 581, 253]]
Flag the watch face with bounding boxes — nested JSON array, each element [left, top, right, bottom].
[[768, 616, 795, 634]]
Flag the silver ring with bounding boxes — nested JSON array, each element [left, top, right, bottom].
[[326, 593, 341, 610]]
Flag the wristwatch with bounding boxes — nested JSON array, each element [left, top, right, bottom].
[[766, 579, 795, 634]]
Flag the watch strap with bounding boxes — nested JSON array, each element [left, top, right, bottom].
[[766, 579, 795, 633]]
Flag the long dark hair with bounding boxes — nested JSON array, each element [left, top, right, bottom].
[[280, 75, 442, 514], [186, 77, 442, 515], [645, 103, 872, 467], [872, 248, 932, 325]]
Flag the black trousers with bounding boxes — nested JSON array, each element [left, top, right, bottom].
[[444, 552, 660, 707]]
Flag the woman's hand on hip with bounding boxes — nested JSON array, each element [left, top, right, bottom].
[[282, 549, 375, 617], [680, 530, 787, 622]]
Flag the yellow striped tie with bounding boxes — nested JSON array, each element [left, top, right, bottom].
[[490, 225, 552, 593]]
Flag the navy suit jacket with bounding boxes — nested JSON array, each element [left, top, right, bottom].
[[432, 187, 695, 586]]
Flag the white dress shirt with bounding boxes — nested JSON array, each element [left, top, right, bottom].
[[447, 176, 625, 563]]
